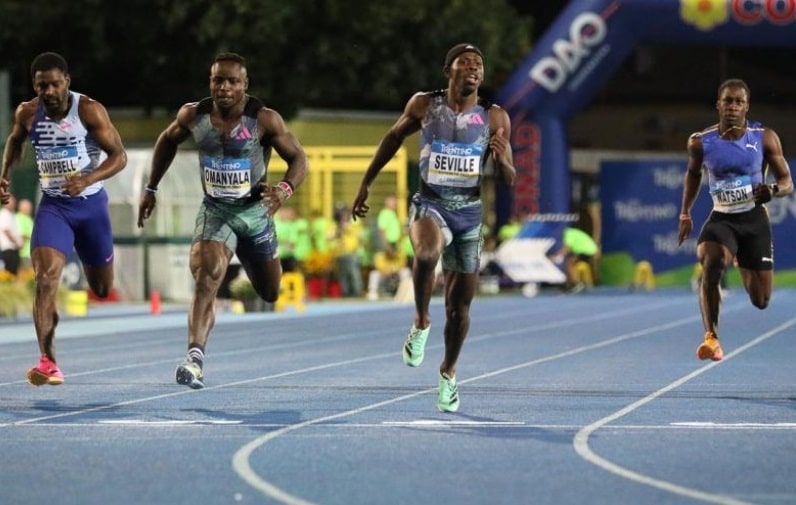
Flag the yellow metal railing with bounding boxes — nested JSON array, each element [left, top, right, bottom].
[[267, 146, 409, 223]]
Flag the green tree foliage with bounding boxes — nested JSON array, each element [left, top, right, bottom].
[[0, 0, 532, 118]]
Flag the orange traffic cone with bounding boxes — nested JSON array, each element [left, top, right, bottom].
[[150, 289, 162, 315]]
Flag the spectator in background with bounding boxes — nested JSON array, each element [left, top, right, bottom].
[[293, 208, 312, 268], [274, 206, 299, 272], [15, 198, 34, 271], [375, 194, 402, 253], [310, 208, 336, 255], [0, 193, 23, 275], [334, 208, 364, 298], [366, 245, 411, 301], [550, 225, 598, 294], [496, 211, 523, 244], [1, 52, 128, 386]]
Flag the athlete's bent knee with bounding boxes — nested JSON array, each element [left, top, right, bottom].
[[750, 296, 769, 310]]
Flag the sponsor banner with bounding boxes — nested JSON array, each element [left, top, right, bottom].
[[495, 214, 575, 283], [495, 0, 796, 217], [600, 159, 796, 272]]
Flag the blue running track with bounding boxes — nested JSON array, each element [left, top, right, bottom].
[[1, 287, 795, 505]]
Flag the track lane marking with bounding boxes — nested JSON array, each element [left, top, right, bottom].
[[573, 317, 796, 505], [231, 310, 711, 504]]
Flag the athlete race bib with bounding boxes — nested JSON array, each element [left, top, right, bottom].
[[427, 140, 483, 188], [709, 175, 754, 213], [201, 156, 252, 199], [36, 146, 80, 192]]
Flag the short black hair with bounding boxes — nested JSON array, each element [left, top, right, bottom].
[[214, 52, 246, 67], [718, 78, 750, 100], [30, 52, 69, 81]]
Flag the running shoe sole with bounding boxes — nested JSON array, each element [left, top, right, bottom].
[[175, 364, 205, 389], [26, 368, 64, 386], [696, 340, 723, 361]]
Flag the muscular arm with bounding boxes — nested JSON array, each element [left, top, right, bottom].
[[361, 93, 425, 189], [260, 107, 308, 191], [763, 128, 793, 197], [137, 105, 194, 228], [76, 97, 127, 186], [352, 92, 426, 220], [0, 102, 34, 203], [147, 105, 195, 190], [488, 105, 516, 187], [678, 133, 705, 245]]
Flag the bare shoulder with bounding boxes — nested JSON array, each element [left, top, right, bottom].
[[411, 91, 434, 103], [77, 94, 108, 114], [763, 126, 782, 140], [488, 103, 510, 121], [405, 91, 433, 118], [16, 98, 38, 113], [257, 105, 288, 129], [687, 130, 704, 145], [75, 94, 116, 129], [14, 98, 38, 121], [174, 101, 200, 125]]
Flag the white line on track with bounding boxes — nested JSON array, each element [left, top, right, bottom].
[[671, 422, 796, 429], [573, 317, 796, 505], [0, 294, 692, 389], [11, 421, 796, 432], [231, 307, 713, 505], [381, 420, 524, 426]]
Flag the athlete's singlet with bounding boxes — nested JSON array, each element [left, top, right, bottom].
[[418, 91, 491, 204], [29, 91, 104, 197], [190, 96, 270, 203], [699, 121, 765, 214]]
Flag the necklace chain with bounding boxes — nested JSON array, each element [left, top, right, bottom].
[[719, 124, 745, 138]]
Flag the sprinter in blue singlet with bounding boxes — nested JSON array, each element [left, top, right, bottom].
[[678, 78, 793, 362]]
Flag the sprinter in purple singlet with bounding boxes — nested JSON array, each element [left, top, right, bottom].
[[0, 52, 128, 385]]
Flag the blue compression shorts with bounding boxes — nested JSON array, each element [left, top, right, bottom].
[[31, 189, 115, 266]]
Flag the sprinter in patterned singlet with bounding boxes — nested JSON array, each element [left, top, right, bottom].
[[0, 52, 128, 386], [137, 52, 308, 389], [678, 78, 792, 361], [352, 43, 515, 412]]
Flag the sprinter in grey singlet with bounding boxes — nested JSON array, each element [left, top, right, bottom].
[[352, 43, 516, 412], [137, 52, 308, 389]]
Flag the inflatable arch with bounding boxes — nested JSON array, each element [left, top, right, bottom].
[[495, 0, 796, 223]]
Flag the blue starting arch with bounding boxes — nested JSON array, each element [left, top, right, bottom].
[[495, 0, 796, 221]]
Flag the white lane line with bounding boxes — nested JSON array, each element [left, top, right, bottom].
[[671, 422, 796, 429], [98, 420, 243, 425], [9, 421, 796, 432], [232, 311, 707, 505], [381, 420, 524, 426], [0, 294, 690, 387], [573, 317, 796, 505], [1, 350, 398, 427]]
